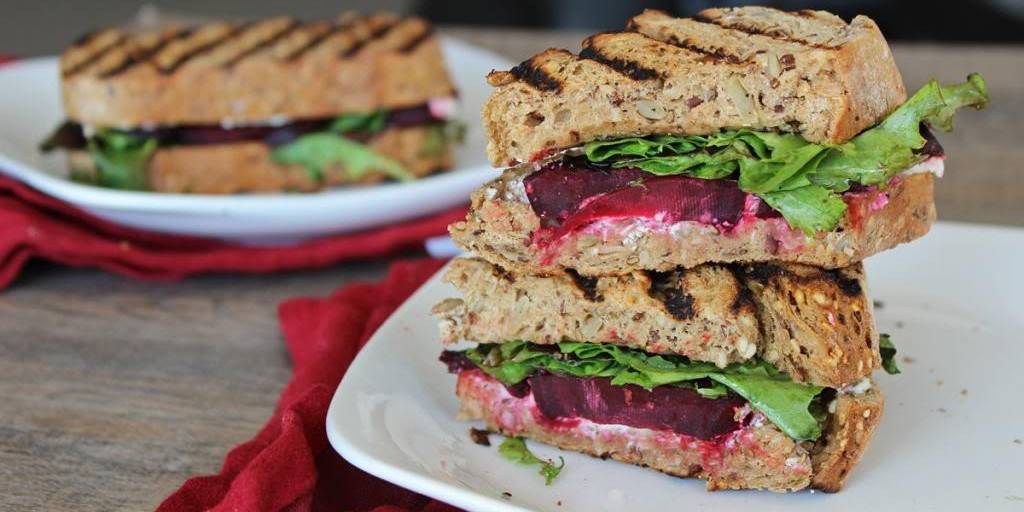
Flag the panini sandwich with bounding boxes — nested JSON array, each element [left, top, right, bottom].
[[436, 6, 987, 493], [453, 7, 987, 273], [42, 13, 462, 193]]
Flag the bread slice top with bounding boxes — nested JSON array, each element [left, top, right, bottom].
[[61, 12, 455, 128], [483, 7, 906, 166]]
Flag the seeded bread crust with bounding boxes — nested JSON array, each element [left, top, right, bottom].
[[434, 257, 879, 388], [67, 125, 453, 193], [450, 170, 935, 274], [456, 370, 883, 492], [61, 13, 454, 128], [483, 7, 905, 166]]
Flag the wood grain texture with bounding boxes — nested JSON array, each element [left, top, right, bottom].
[[0, 27, 1022, 512]]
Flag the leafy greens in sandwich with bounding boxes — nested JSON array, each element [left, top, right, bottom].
[[579, 74, 988, 234]]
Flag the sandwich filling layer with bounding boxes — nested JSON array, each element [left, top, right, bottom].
[[440, 341, 841, 441], [521, 75, 985, 239], [41, 97, 463, 190]]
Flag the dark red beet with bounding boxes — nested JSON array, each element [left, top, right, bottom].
[[524, 159, 775, 243], [529, 373, 745, 440]]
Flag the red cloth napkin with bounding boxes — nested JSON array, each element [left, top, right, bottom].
[[158, 258, 459, 512], [0, 174, 466, 289]]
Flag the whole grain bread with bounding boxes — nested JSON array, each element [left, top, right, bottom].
[[67, 124, 453, 193], [455, 369, 883, 492], [483, 7, 905, 166], [434, 257, 879, 388], [450, 169, 934, 273], [61, 13, 454, 128]]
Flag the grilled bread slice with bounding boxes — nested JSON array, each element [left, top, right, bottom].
[[449, 167, 935, 274], [483, 7, 905, 166], [455, 369, 883, 492], [434, 257, 879, 388], [62, 13, 454, 128], [66, 125, 452, 193]]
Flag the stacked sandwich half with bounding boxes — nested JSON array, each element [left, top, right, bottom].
[[434, 7, 987, 492]]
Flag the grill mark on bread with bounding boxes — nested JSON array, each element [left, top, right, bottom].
[[726, 266, 757, 313], [223, 19, 300, 68], [691, 13, 837, 49], [284, 20, 353, 61], [158, 22, 253, 74], [342, 18, 401, 58], [508, 57, 562, 92], [566, 269, 603, 302], [63, 33, 128, 77], [578, 45, 661, 81], [100, 29, 195, 78], [821, 269, 862, 296], [658, 35, 749, 65], [740, 264, 862, 297], [647, 270, 696, 320], [398, 26, 435, 53]]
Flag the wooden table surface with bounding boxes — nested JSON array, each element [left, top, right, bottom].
[[1, 29, 1021, 511]]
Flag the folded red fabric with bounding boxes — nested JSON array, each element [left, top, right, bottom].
[[0, 174, 466, 289], [158, 258, 458, 512]]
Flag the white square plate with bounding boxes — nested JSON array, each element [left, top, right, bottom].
[[327, 222, 1024, 512], [0, 37, 510, 243]]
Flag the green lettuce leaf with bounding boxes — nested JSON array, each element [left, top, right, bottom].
[[814, 73, 989, 187], [271, 133, 413, 183], [759, 185, 848, 235], [879, 334, 900, 375], [498, 437, 564, 485], [329, 110, 388, 134], [461, 341, 825, 441], [86, 131, 158, 190], [578, 74, 989, 235]]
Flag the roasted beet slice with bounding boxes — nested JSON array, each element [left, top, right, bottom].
[[524, 161, 650, 227], [523, 159, 779, 243], [529, 373, 746, 440]]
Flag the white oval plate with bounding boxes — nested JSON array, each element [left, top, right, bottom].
[[0, 38, 509, 243], [327, 222, 1024, 512]]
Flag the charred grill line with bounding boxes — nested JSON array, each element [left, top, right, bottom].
[[661, 36, 748, 65], [158, 22, 253, 74], [284, 20, 354, 61], [223, 19, 300, 68], [691, 13, 836, 50], [63, 34, 128, 77], [398, 26, 435, 53], [508, 58, 562, 92], [726, 265, 757, 313], [647, 270, 696, 321], [100, 28, 195, 78], [342, 18, 402, 58], [565, 269, 603, 302], [578, 45, 661, 80]]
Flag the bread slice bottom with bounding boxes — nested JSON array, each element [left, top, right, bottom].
[[68, 125, 453, 194], [455, 369, 883, 492]]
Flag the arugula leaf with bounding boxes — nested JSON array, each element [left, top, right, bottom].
[[498, 437, 564, 485], [271, 133, 413, 183], [462, 341, 825, 441], [879, 334, 900, 375], [329, 110, 388, 134], [86, 130, 158, 190], [578, 75, 989, 235]]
